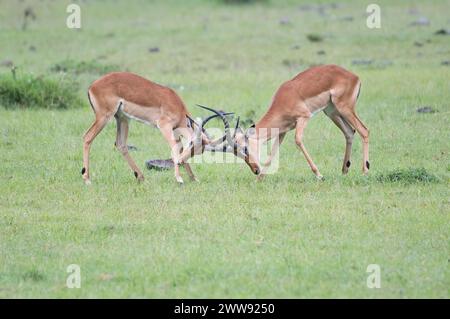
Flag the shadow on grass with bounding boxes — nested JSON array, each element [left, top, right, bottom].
[[142, 165, 442, 186]]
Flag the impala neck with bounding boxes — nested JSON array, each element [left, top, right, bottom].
[[253, 109, 286, 142]]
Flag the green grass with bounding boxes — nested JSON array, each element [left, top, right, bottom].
[[0, 0, 449, 298], [0, 71, 83, 109], [376, 168, 439, 184], [49, 59, 120, 76]]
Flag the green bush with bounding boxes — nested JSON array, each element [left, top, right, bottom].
[[218, 0, 267, 4], [0, 72, 84, 109], [376, 168, 439, 184], [50, 59, 119, 75], [306, 34, 324, 42]]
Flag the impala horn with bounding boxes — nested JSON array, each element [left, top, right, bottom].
[[196, 104, 237, 148], [187, 111, 232, 137]]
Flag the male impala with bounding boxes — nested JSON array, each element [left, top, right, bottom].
[[179, 64, 370, 179], [82, 72, 228, 184]]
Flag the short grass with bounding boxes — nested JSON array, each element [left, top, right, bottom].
[[0, 0, 449, 298]]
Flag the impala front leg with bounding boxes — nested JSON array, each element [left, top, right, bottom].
[[295, 117, 323, 179], [82, 115, 110, 185], [177, 137, 198, 182], [159, 122, 184, 184], [115, 116, 144, 182], [183, 163, 198, 182], [257, 133, 285, 181], [262, 133, 286, 167]]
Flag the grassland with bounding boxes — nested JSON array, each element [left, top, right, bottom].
[[0, 0, 449, 298]]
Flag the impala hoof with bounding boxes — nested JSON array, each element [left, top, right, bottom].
[[134, 172, 144, 182], [84, 179, 92, 185]]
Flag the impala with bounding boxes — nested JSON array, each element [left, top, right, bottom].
[[179, 64, 370, 179], [82, 72, 230, 184]]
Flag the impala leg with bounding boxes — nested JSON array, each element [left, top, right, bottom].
[[295, 117, 323, 179], [183, 163, 197, 182], [176, 136, 197, 182], [115, 116, 144, 182], [337, 108, 370, 174], [82, 116, 109, 184], [257, 132, 286, 181], [324, 106, 355, 174], [262, 132, 286, 167], [81, 116, 109, 185], [159, 123, 184, 184]]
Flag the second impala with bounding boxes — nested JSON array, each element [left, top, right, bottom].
[[179, 64, 370, 180]]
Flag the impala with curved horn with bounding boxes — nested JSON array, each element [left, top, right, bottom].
[[82, 72, 231, 184], [179, 64, 370, 180], [180, 104, 261, 175]]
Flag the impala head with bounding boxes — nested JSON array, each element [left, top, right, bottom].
[[179, 105, 261, 175], [228, 123, 261, 175], [178, 105, 232, 164]]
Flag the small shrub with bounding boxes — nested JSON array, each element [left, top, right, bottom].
[[306, 34, 324, 42], [218, 0, 267, 4], [376, 168, 439, 184], [50, 59, 119, 75], [0, 72, 84, 109], [22, 269, 45, 282]]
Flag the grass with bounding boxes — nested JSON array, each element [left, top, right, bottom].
[[0, 0, 449, 298], [0, 71, 83, 109], [49, 59, 120, 75], [376, 168, 439, 184]]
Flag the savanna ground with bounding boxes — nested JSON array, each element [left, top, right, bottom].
[[0, 0, 449, 298]]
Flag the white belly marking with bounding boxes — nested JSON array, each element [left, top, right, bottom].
[[118, 100, 156, 127]]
